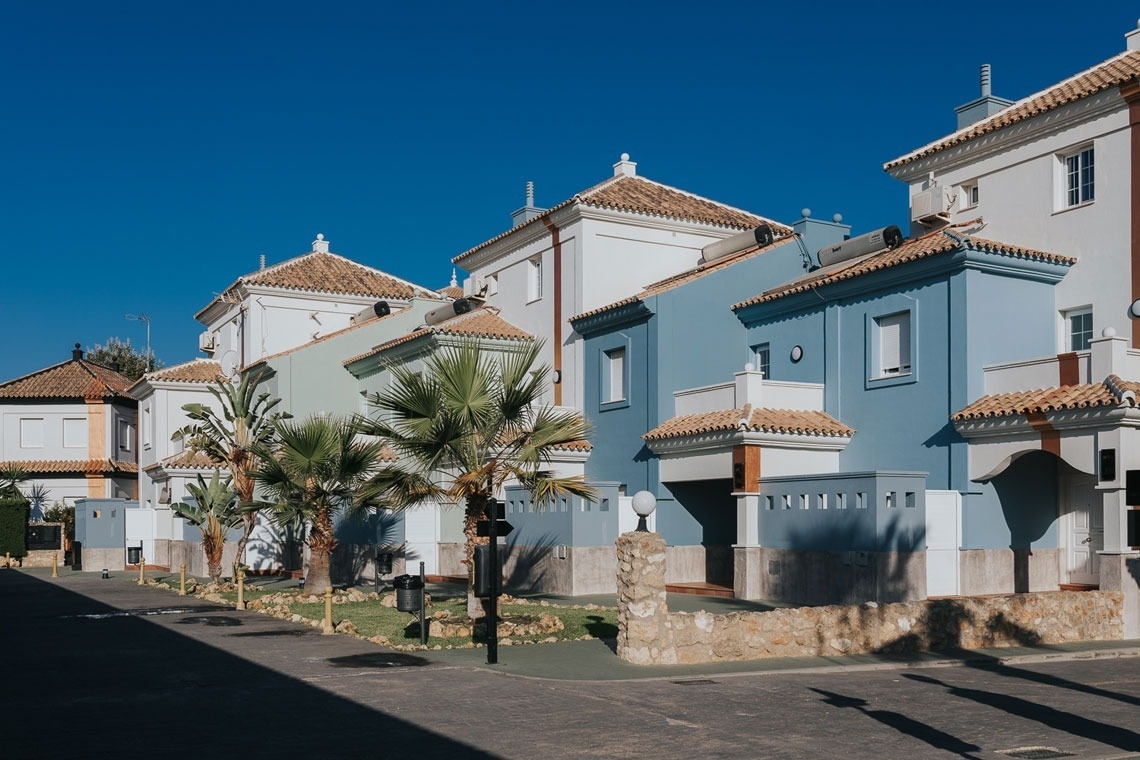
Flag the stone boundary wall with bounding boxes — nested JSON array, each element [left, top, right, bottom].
[[668, 591, 1123, 664], [617, 530, 1124, 665]]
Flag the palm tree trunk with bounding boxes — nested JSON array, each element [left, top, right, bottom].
[[306, 506, 337, 596], [464, 491, 492, 620]]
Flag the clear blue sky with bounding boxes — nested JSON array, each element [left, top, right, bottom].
[[3, 1, 1138, 381]]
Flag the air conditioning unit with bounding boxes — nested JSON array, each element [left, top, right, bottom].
[[198, 332, 216, 352], [911, 184, 952, 223]]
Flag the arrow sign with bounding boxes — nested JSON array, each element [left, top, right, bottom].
[[476, 519, 514, 538]]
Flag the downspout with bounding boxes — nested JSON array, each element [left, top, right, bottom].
[[542, 218, 563, 405], [1119, 79, 1140, 347]]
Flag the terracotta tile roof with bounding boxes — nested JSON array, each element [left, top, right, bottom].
[[0, 459, 138, 475], [440, 285, 464, 300], [886, 50, 1140, 170], [0, 358, 134, 401], [733, 230, 1073, 310], [200, 250, 437, 318], [142, 451, 217, 473], [455, 173, 789, 264], [344, 307, 534, 365], [143, 360, 222, 384], [644, 405, 853, 442], [952, 375, 1140, 422], [549, 439, 592, 452], [572, 234, 791, 321]]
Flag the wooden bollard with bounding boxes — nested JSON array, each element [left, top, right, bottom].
[[323, 587, 334, 635], [52, 553, 59, 578], [179, 563, 187, 596], [137, 557, 146, 585], [236, 567, 246, 610]]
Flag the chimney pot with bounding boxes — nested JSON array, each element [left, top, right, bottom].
[[613, 152, 637, 177], [312, 233, 329, 253], [980, 64, 992, 97], [72, 343, 83, 361]]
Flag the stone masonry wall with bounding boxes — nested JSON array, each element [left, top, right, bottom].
[[617, 530, 1124, 665]]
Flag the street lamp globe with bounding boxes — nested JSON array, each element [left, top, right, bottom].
[[631, 490, 657, 532]]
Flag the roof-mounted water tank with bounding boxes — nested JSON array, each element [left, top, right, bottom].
[[700, 223, 775, 264], [350, 301, 392, 325], [424, 297, 475, 326], [816, 225, 903, 268]]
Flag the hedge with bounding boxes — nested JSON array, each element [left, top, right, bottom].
[[0, 498, 30, 558]]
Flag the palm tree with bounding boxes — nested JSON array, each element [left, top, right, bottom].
[[172, 471, 243, 583], [0, 465, 28, 500], [172, 371, 289, 569], [359, 340, 595, 619], [253, 414, 388, 595]]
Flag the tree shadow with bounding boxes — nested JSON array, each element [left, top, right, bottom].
[[904, 672, 1140, 752], [870, 598, 1045, 657], [501, 531, 559, 593], [811, 687, 983, 758], [584, 613, 618, 642]]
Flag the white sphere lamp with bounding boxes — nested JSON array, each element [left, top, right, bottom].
[[631, 490, 657, 532]]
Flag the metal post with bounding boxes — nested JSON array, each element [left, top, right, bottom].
[[237, 567, 246, 610], [323, 587, 334, 634], [419, 561, 427, 645], [51, 552, 58, 578], [487, 503, 499, 665], [138, 556, 146, 585], [179, 563, 187, 596]]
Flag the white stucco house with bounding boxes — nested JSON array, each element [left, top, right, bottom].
[[0, 345, 137, 518]]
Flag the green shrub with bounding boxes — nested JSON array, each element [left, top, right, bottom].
[[0, 497, 30, 558]]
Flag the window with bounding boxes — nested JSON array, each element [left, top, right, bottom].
[[960, 182, 979, 209], [875, 312, 911, 377], [142, 405, 151, 448], [1066, 308, 1093, 351], [19, 418, 44, 448], [1064, 147, 1095, 207], [527, 258, 542, 302], [63, 418, 87, 449], [818, 493, 828, 510], [753, 344, 771, 378], [604, 347, 626, 403], [118, 419, 133, 452]]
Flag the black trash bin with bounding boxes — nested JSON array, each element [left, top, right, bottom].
[[127, 546, 142, 566], [393, 574, 423, 612]]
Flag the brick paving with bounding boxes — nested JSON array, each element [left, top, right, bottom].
[[3, 568, 1139, 759]]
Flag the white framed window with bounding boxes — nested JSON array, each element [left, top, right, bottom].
[[753, 343, 771, 378], [527, 258, 542, 302], [19, 418, 44, 448], [960, 182, 979, 209], [118, 419, 133, 452], [1057, 145, 1095, 210], [875, 312, 911, 377], [1065, 308, 1093, 351], [604, 347, 626, 403], [63, 418, 87, 449], [142, 405, 152, 448]]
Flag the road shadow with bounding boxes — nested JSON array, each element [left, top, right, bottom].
[[904, 672, 1140, 752], [0, 571, 494, 759], [811, 687, 983, 759]]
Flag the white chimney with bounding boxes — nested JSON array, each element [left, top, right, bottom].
[[1128, 19, 1140, 51], [312, 233, 329, 253], [613, 152, 637, 178]]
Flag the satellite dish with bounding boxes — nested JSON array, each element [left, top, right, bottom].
[[219, 350, 240, 379]]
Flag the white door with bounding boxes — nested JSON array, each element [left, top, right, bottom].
[[403, 503, 440, 575], [1067, 480, 1103, 585], [925, 490, 961, 597]]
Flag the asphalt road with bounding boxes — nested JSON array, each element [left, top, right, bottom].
[[3, 569, 1139, 759]]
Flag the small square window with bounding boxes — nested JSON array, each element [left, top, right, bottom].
[[836, 493, 847, 510], [818, 493, 827, 510], [753, 344, 771, 379], [885, 492, 895, 509], [905, 492, 916, 509], [764, 495, 774, 510], [604, 347, 626, 403], [1066, 308, 1093, 351], [856, 492, 867, 509], [20, 418, 44, 448], [1063, 146, 1095, 207], [875, 312, 911, 378], [781, 494, 791, 510], [799, 494, 809, 510], [960, 182, 979, 209]]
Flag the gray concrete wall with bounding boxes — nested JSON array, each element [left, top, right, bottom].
[[958, 548, 1060, 595], [734, 546, 925, 605], [79, 547, 125, 572]]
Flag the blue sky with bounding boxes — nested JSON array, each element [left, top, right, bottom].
[[3, 1, 1138, 381]]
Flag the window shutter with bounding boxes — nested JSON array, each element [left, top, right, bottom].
[[878, 313, 910, 375]]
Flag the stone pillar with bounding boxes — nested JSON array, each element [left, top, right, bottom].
[[1100, 552, 1140, 638], [616, 531, 675, 664]]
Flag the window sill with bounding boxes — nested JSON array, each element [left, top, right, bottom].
[[600, 398, 630, 412], [1052, 199, 1095, 216], [867, 371, 916, 389]]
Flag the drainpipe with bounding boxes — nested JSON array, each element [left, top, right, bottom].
[[542, 218, 563, 406], [1119, 79, 1140, 347]]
